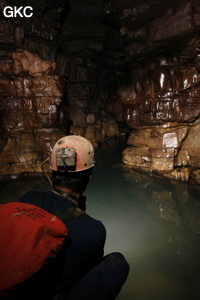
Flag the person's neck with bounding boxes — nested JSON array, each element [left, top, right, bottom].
[[52, 186, 81, 204]]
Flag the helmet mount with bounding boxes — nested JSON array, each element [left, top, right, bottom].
[[56, 147, 76, 171], [50, 135, 95, 173]]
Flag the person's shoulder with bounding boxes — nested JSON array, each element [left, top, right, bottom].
[[82, 214, 106, 246], [19, 190, 38, 203], [82, 213, 106, 235]]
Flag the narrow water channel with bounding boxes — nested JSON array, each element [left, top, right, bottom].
[[0, 138, 200, 300]]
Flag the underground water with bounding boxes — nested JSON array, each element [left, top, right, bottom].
[[0, 138, 200, 300]]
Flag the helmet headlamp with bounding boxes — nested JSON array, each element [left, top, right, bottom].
[[56, 147, 76, 170]]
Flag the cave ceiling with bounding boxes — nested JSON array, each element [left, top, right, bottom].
[[1, 0, 199, 68], [104, 0, 200, 68]]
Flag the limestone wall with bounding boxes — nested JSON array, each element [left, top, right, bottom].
[[106, 1, 200, 184], [0, 0, 123, 177], [118, 47, 200, 183], [0, 50, 64, 176], [122, 120, 200, 183]]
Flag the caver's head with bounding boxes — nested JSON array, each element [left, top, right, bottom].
[[50, 135, 95, 194]]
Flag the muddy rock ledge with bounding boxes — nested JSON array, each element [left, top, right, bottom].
[[122, 119, 200, 184]]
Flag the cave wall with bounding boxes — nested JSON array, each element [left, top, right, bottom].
[[0, 49, 65, 176], [0, 0, 200, 182], [0, 0, 126, 177], [0, 0, 67, 176], [105, 0, 200, 184]]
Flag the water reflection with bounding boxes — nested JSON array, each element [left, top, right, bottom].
[[87, 140, 200, 300], [0, 138, 200, 300]]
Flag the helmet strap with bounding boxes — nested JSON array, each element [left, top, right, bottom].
[[62, 157, 69, 172], [53, 187, 79, 203]]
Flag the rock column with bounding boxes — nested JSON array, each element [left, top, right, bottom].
[[0, 50, 64, 177]]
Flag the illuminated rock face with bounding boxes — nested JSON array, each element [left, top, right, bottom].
[[115, 50, 200, 182], [0, 50, 64, 176], [114, 55, 200, 128], [104, 1, 200, 183], [0, 49, 120, 176], [122, 120, 200, 183], [0, 0, 122, 177], [119, 52, 200, 183]]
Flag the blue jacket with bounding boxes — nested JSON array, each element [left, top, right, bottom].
[[20, 190, 106, 295]]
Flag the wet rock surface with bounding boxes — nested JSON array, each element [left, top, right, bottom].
[[0, 0, 123, 177], [122, 119, 200, 183], [105, 0, 200, 183], [0, 49, 64, 176]]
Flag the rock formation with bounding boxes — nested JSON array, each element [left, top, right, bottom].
[[0, 0, 122, 177], [123, 119, 200, 183], [0, 49, 64, 176], [106, 1, 200, 184]]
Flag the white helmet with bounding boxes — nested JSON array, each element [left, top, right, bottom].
[[50, 135, 95, 172]]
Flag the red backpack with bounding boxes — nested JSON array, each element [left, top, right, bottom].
[[0, 192, 85, 299]]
